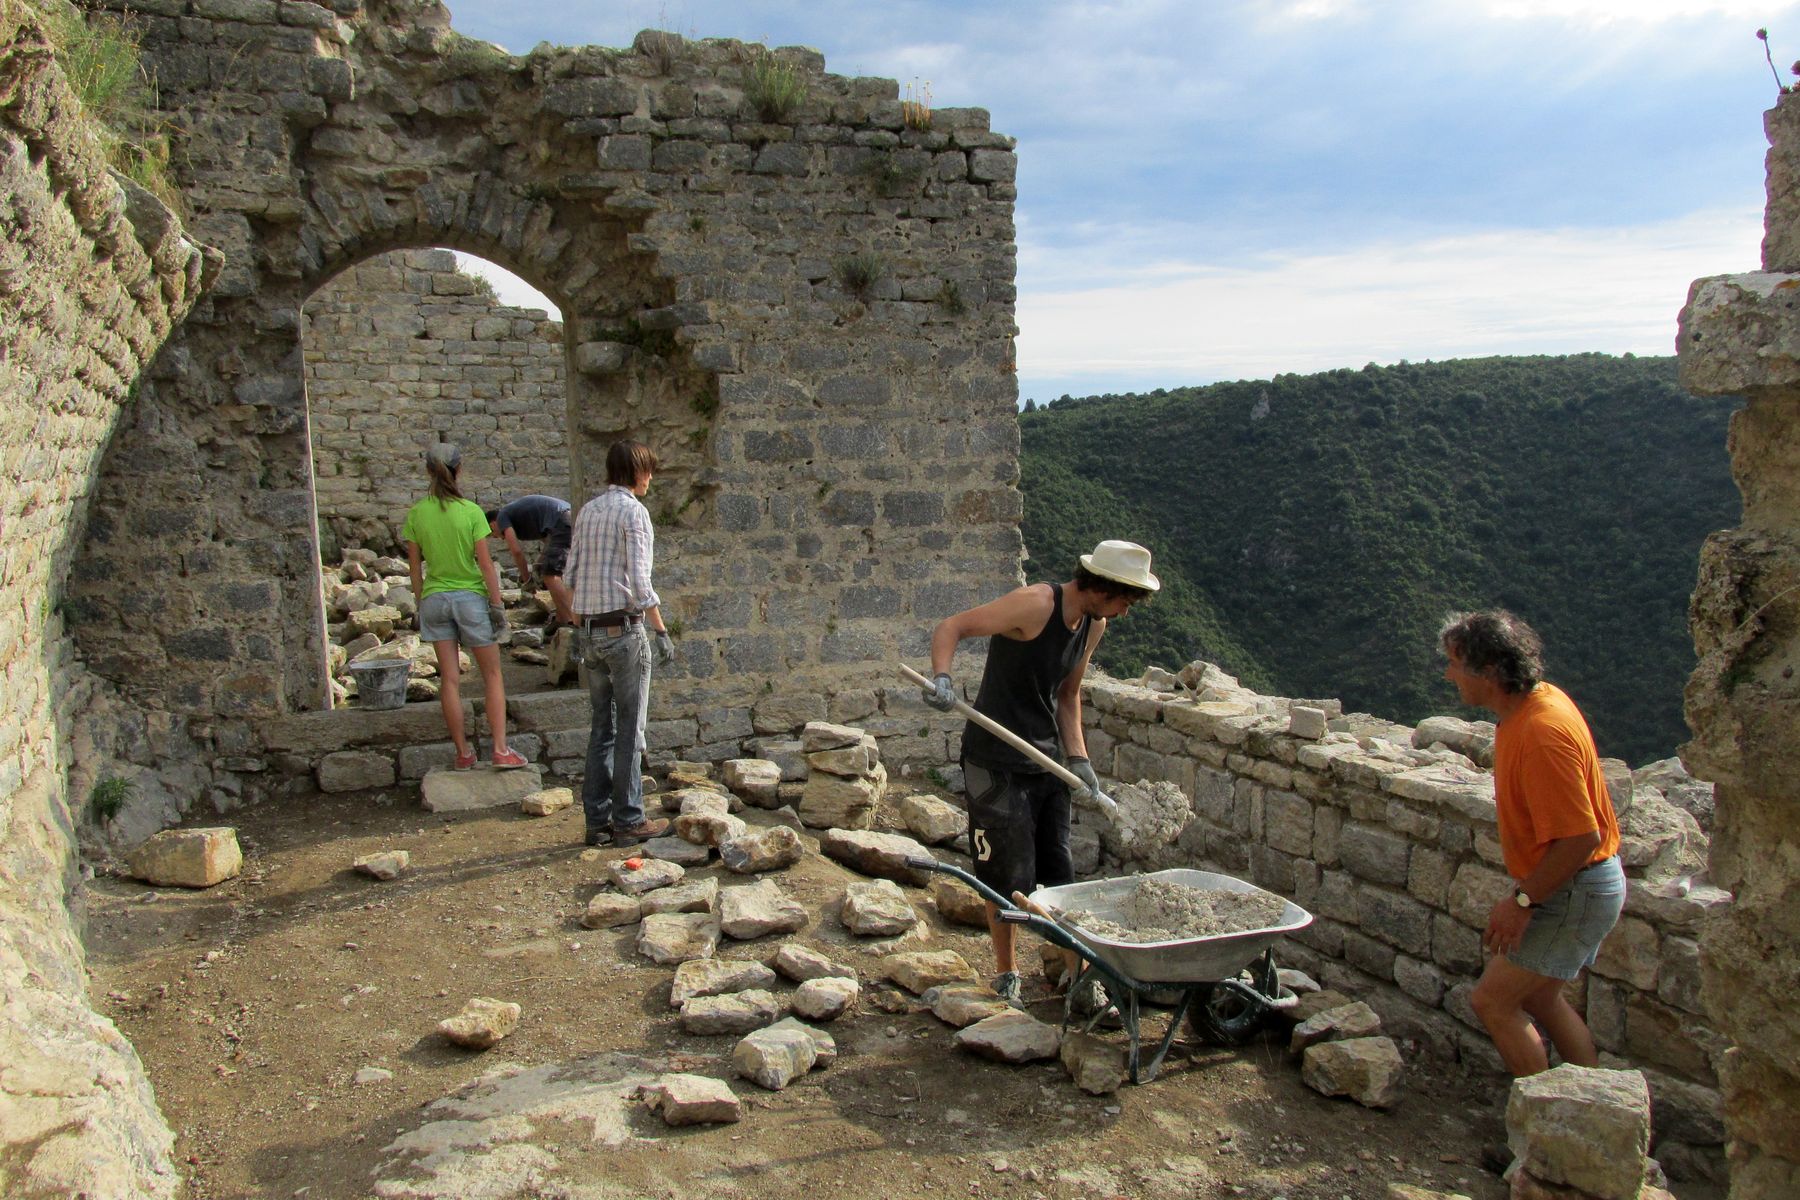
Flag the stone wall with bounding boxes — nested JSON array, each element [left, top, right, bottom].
[[302, 248, 566, 554], [0, 5, 216, 1194], [1072, 668, 1728, 1184], [68, 0, 1023, 744], [1676, 93, 1800, 1200]]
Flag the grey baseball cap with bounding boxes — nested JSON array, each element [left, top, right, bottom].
[[425, 442, 461, 470]]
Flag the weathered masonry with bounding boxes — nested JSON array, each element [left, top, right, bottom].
[[1677, 93, 1800, 1200], [302, 249, 567, 555], [71, 0, 1022, 745], [0, 5, 217, 1194]]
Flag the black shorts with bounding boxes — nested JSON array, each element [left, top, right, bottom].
[[536, 516, 572, 580], [963, 760, 1073, 902]]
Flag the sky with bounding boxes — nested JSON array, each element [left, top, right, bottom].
[[442, 0, 1790, 403]]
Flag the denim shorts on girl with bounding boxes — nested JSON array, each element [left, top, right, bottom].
[[1508, 855, 1626, 980], [419, 590, 497, 648]]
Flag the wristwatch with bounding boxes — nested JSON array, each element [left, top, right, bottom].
[[1514, 889, 1534, 909]]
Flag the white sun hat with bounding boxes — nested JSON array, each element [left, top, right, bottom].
[[1080, 540, 1160, 592]]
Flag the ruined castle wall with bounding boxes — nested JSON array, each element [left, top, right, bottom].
[[1075, 672, 1727, 1182], [0, 7, 215, 1194], [1676, 93, 1800, 1200], [67, 0, 1022, 757], [302, 249, 567, 554]]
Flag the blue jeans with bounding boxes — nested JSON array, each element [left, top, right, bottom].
[[580, 624, 651, 831]]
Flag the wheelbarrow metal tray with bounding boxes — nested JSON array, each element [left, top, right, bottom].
[[1029, 868, 1312, 985]]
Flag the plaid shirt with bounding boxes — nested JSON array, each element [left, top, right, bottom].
[[566, 485, 660, 616]]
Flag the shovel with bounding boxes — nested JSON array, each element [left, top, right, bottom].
[[898, 663, 1119, 818]]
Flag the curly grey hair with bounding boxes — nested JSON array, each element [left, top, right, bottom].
[[1439, 610, 1543, 696]]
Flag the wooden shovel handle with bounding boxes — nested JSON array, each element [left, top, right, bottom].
[[898, 663, 1086, 790]]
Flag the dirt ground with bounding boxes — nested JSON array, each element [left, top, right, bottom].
[[81, 763, 1535, 1200]]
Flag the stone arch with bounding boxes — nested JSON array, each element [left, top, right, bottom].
[[67, 0, 1023, 763]]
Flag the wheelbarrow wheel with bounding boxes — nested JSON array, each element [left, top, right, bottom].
[[1188, 954, 1289, 1046]]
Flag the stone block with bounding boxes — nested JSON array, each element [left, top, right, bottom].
[[437, 997, 521, 1050], [420, 765, 546, 811], [1506, 1065, 1650, 1200], [126, 827, 244, 888], [1301, 1036, 1404, 1107], [956, 1011, 1059, 1063], [642, 1074, 741, 1125], [1339, 821, 1410, 885], [317, 749, 396, 792], [263, 702, 474, 753]]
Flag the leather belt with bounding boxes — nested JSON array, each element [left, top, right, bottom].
[[581, 611, 642, 629]]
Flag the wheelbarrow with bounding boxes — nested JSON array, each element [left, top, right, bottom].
[[907, 857, 1312, 1084]]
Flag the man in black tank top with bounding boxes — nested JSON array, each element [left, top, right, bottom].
[[921, 540, 1159, 1007]]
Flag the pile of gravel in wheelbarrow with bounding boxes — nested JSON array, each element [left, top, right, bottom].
[[1065, 878, 1287, 944]]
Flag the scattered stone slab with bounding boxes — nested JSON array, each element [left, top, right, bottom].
[[354, 1066, 394, 1085], [766, 1016, 837, 1067], [642, 836, 713, 866], [126, 827, 243, 888], [897, 793, 968, 845], [318, 750, 397, 793], [732, 1024, 819, 1090], [1289, 1000, 1383, 1054], [353, 850, 410, 881], [720, 825, 805, 874], [801, 720, 865, 752], [1301, 1036, 1405, 1108], [807, 740, 879, 777], [437, 997, 521, 1049], [792, 976, 859, 1022], [841, 879, 919, 936], [640, 877, 719, 916], [520, 786, 574, 816], [1284, 987, 1355, 1025], [676, 809, 747, 847], [420, 766, 546, 812], [771, 804, 805, 832], [820, 828, 932, 885], [772, 944, 856, 983], [930, 876, 989, 928], [798, 767, 886, 830], [722, 758, 782, 807], [641, 1073, 741, 1126], [582, 893, 643, 929], [1506, 1064, 1651, 1200], [680, 989, 784, 1035], [675, 789, 732, 817], [670, 958, 779, 1007], [922, 983, 1011, 1028], [719, 879, 808, 940], [956, 1011, 1062, 1064], [637, 913, 719, 965], [609, 858, 685, 895], [881, 950, 978, 994], [1061, 1031, 1129, 1094]]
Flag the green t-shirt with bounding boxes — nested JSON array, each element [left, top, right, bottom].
[[402, 496, 489, 597]]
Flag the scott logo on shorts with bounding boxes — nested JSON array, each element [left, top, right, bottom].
[[972, 828, 992, 862]]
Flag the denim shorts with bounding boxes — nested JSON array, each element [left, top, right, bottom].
[[1509, 855, 1626, 980], [418, 589, 497, 648]]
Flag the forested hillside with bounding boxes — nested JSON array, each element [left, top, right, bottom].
[[1018, 354, 1740, 764]]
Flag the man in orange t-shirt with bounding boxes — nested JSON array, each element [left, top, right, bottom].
[[1440, 610, 1624, 1076]]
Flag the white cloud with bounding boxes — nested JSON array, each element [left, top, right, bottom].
[[1017, 207, 1762, 392], [1475, 0, 1798, 24], [453, 253, 561, 319]]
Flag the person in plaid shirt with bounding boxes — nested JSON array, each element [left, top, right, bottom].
[[565, 440, 676, 847]]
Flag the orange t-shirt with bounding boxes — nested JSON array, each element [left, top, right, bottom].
[[1491, 683, 1621, 881]]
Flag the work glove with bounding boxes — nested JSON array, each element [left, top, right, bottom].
[[487, 603, 507, 638], [654, 630, 676, 667], [1066, 755, 1116, 814], [922, 672, 957, 712]]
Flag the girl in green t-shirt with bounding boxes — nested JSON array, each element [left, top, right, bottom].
[[402, 443, 527, 770]]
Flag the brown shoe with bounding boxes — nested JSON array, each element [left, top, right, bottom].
[[611, 817, 669, 847]]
